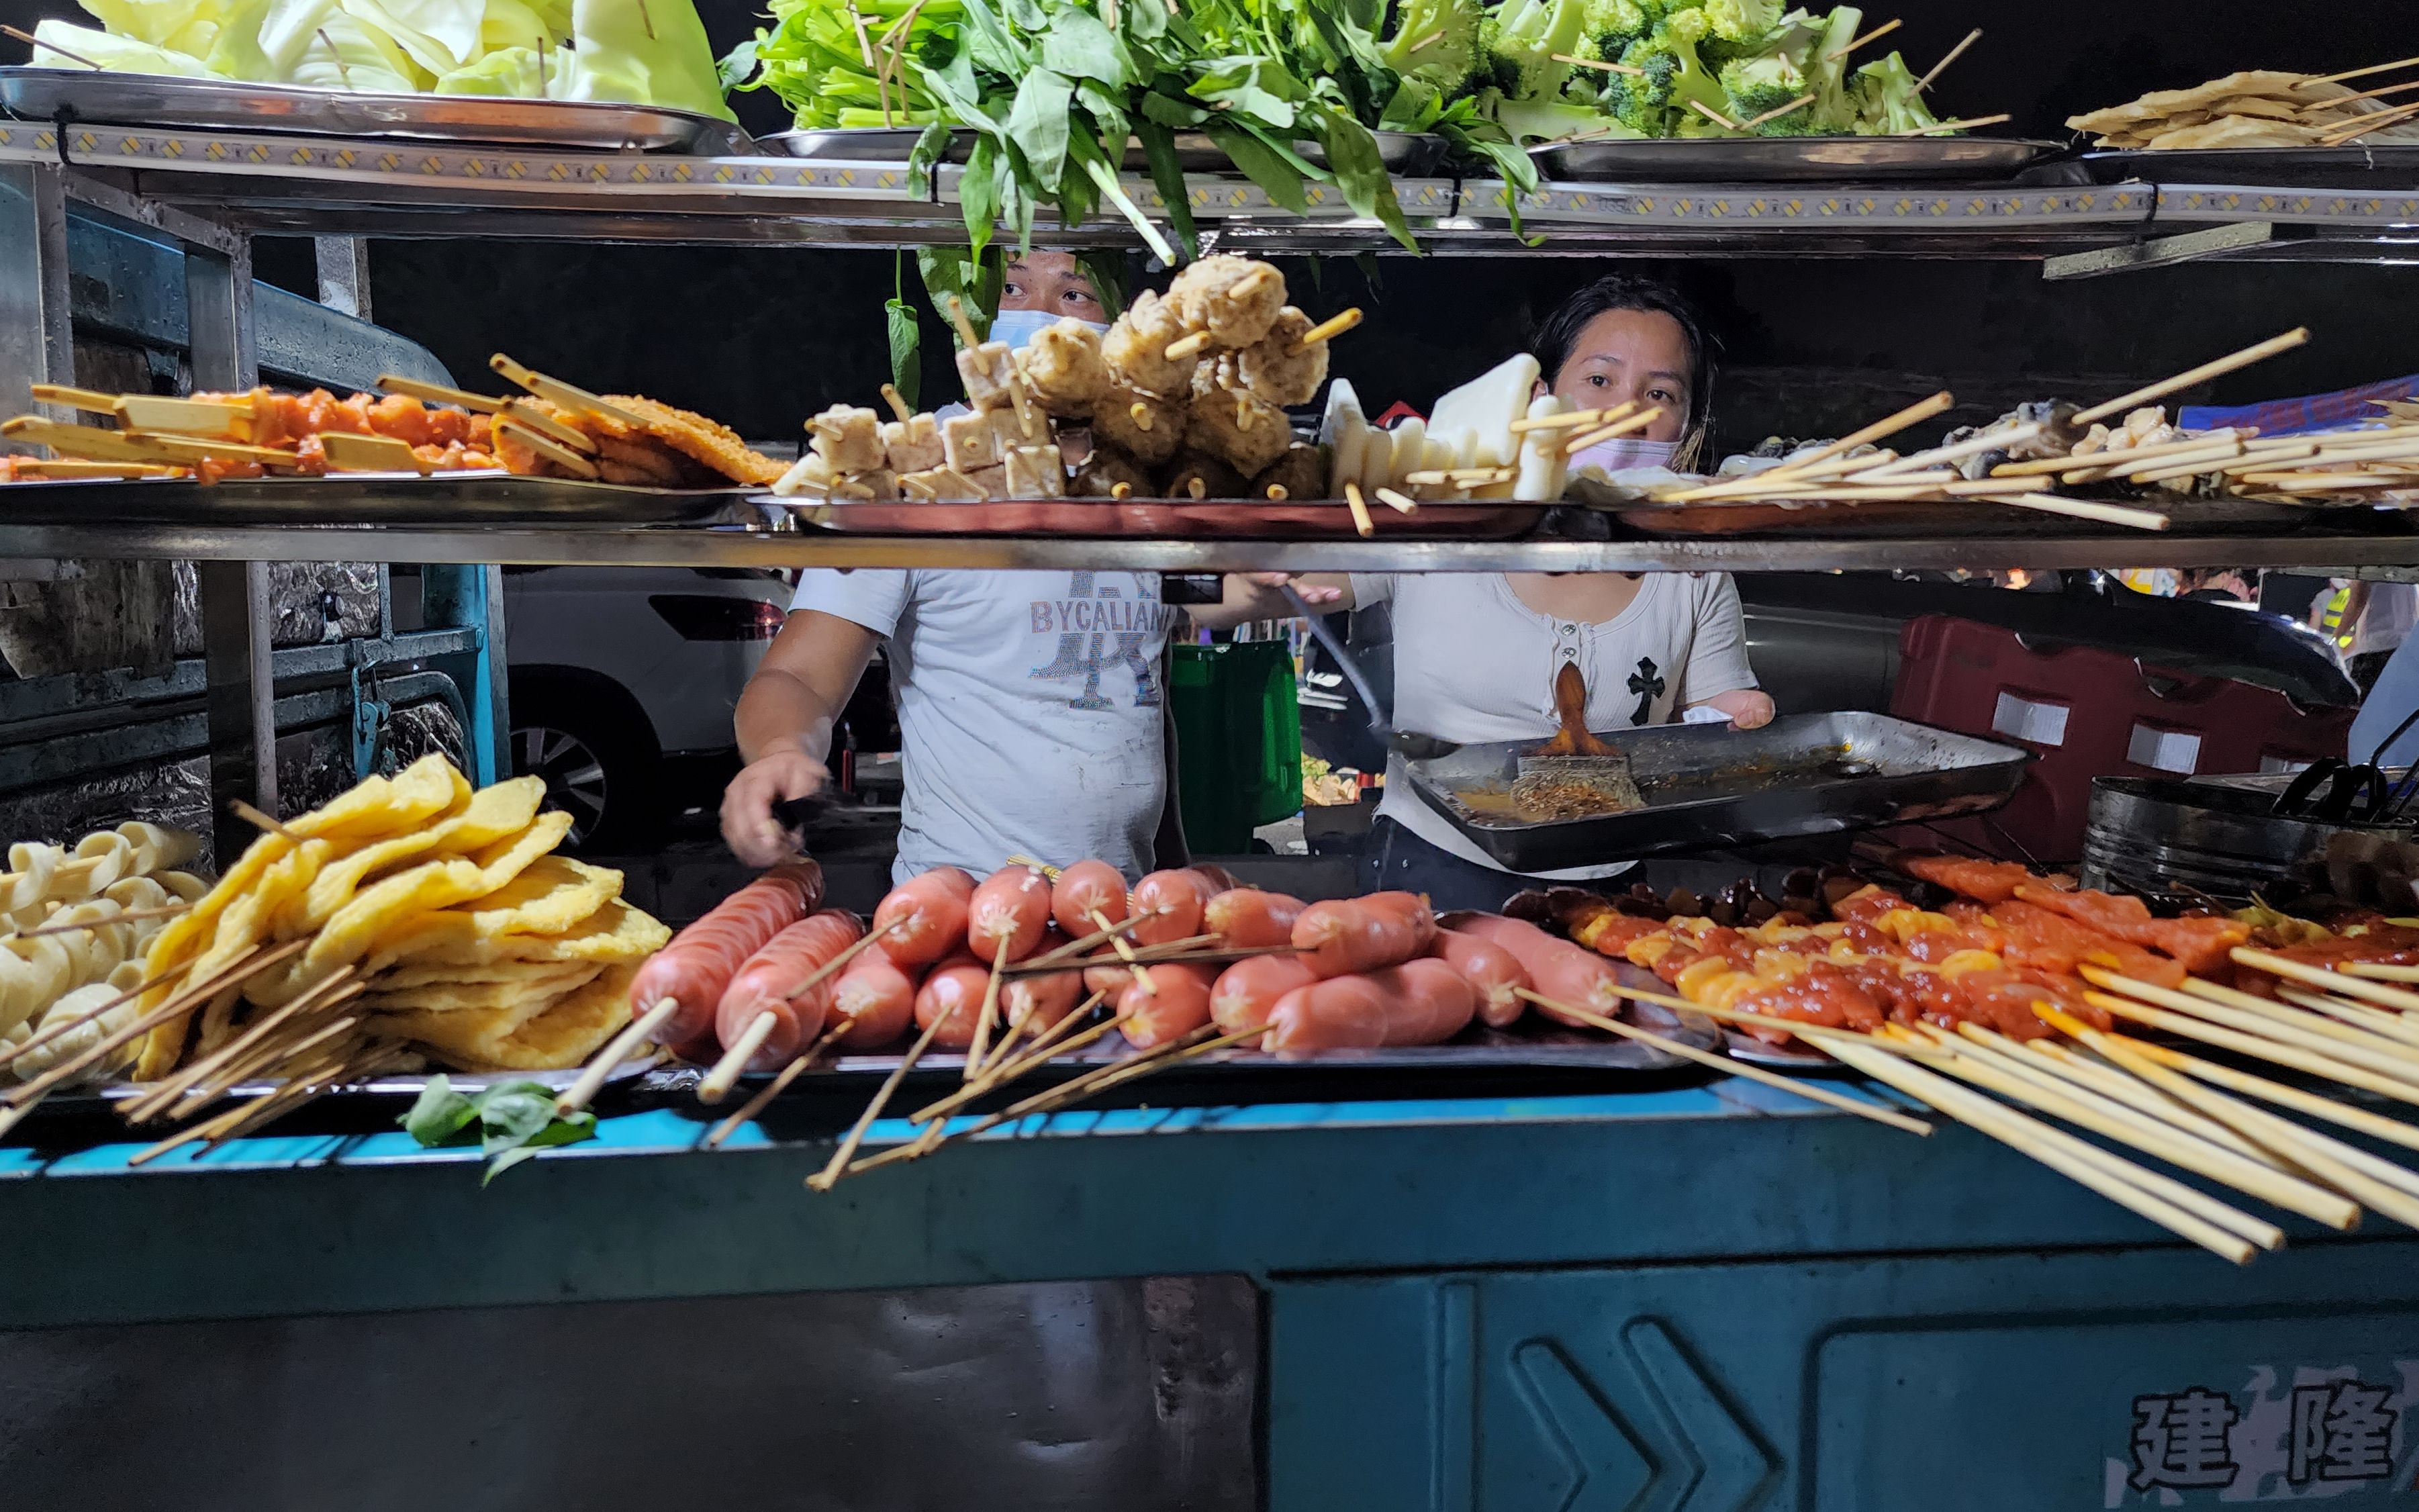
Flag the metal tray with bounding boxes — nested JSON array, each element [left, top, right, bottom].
[[784, 497, 1539, 539], [0, 67, 753, 154], [763, 126, 1448, 176], [1533, 134, 2063, 183], [2077, 144, 2419, 187], [1602, 491, 2312, 537], [0, 473, 749, 525], [1406, 710, 2030, 871]]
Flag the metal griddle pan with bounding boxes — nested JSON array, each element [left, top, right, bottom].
[[1406, 710, 2028, 871]]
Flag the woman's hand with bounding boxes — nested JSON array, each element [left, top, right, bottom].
[[1190, 573, 1353, 630], [1697, 688, 1776, 730], [720, 743, 829, 867]]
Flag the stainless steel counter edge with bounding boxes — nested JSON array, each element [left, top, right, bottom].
[[0, 522, 2414, 572]]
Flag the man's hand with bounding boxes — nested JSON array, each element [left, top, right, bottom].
[[1239, 571, 1346, 608], [1699, 688, 1776, 730], [720, 745, 830, 867]]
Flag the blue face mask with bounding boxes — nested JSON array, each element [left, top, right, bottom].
[[988, 308, 1110, 352]]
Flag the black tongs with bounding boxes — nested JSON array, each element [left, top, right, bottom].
[[2273, 703, 2419, 825]]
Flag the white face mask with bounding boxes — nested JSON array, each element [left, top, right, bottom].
[[988, 308, 1110, 352], [1568, 436, 1679, 474]]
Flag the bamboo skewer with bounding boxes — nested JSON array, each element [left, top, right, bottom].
[[0, 956, 196, 1074], [5, 903, 191, 940], [3, 23, 103, 69], [2081, 990, 2419, 1110], [2234, 946, 2419, 1012], [2271, 986, 2419, 1047], [1741, 93, 1819, 130], [698, 1010, 779, 1104], [1749, 391, 1955, 484], [1343, 481, 1374, 538], [2022, 1038, 2282, 1165], [1824, 16, 1900, 62], [1852, 422, 2042, 480], [777, 923, 900, 1002], [3, 938, 303, 1107], [914, 994, 1113, 1124], [2089, 965, 2419, 1077], [965, 936, 1014, 1078], [1552, 52, 1644, 77], [2295, 54, 2419, 91], [2122, 1035, 2419, 1159], [1523, 990, 1930, 1135], [1915, 28, 1981, 92], [1808, 1029, 2259, 1264], [1088, 908, 1154, 994], [2345, 961, 2419, 982], [136, 976, 367, 1123], [1561, 406, 1665, 457], [1512, 402, 1633, 436], [2320, 97, 2419, 146], [489, 353, 649, 430], [375, 374, 504, 414], [1029, 913, 1144, 967], [808, 1012, 947, 1191], [1890, 113, 2011, 137], [706, 1021, 851, 1149], [558, 996, 678, 1116], [1685, 99, 1742, 132], [1292, 308, 1363, 352], [2002, 493, 2171, 530], [2071, 330, 2310, 426], [229, 799, 300, 843]]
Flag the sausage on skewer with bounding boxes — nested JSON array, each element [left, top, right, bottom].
[[714, 909, 864, 1070], [1204, 887, 1306, 949], [873, 866, 977, 967], [830, 949, 919, 1050], [1263, 958, 1476, 1053], [627, 863, 822, 1046], [968, 865, 1053, 961], [1211, 954, 1320, 1035], [1119, 961, 1219, 1049], [1429, 928, 1530, 1029]]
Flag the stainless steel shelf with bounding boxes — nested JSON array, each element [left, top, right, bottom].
[[0, 520, 2413, 573]]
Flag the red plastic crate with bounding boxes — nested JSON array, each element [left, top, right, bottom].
[[1885, 615, 2353, 863]]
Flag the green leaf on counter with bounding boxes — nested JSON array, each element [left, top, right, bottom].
[[397, 1074, 597, 1186], [401, 1074, 478, 1145], [1006, 67, 1076, 192]]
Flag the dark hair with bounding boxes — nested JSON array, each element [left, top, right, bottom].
[[1533, 273, 1718, 471]]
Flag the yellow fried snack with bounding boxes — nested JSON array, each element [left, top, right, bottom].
[[373, 962, 634, 1070], [368, 900, 667, 984], [273, 775, 547, 938], [250, 810, 575, 1008], [293, 753, 466, 844], [132, 838, 334, 1079], [359, 961, 602, 1016], [358, 855, 624, 976]]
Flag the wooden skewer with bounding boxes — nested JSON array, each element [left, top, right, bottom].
[[1343, 482, 1374, 538], [2297, 77, 2419, 113], [1915, 28, 1981, 92], [2118, 1032, 2419, 1158], [1511, 403, 1630, 435], [1891, 113, 2011, 137], [0, 1085, 50, 1139], [2071, 330, 2310, 426], [1374, 487, 1420, 516], [134, 972, 365, 1122], [1164, 331, 1213, 363], [557, 996, 678, 1116], [1003, 853, 1061, 878], [698, 1010, 779, 1104], [2, 23, 103, 69], [489, 354, 650, 430], [806, 1012, 947, 1191], [777, 923, 900, 1002], [228, 799, 299, 843], [1755, 391, 1956, 482], [2294, 54, 2419, 91], [2081, 990, 2419, 1111], [1000, 941, 1294, 976], [7, 902, 189, 939], [113, 395, 251, 439], [1553, 52, 1645, 75], [965, 935, 1013, 1078], [923, 992, 1112, 1121], [1993, 428, 2248, 477], [1915, 1024, 2348, 1231], [2022, 1039, 2283, 1166], [2272, 986, 2419, 1047], [493, 418, 602, 481], [1029, 913, 1143, 967], [374, 373, 505, 414], [2087, 965, 2419, 1078], [1808, 1027, 2257, 1264], [1292, 308, 1363, 352], [1742, 93, 1819, 130], [1088, 908, 1154, 994], [1561, 406, 1665, 457], [7, 459, 181, 479], [499, 395, 600, 454], [878, 383, 914, 424], [1521, 990, 1930, 1135], [1685, 99, 1742, 132], [2002, 493, 2170, 531], [2344, 961, 2419, 983], [165, 1010, 365, 1119], [2319, 97, 2419, 146], [2233, 946, 2419, 1013], [926, 1023, 1256, 1151], [705, 1021, 850, 1149], [1824, 16, 1900, 62], [0, 956, 196, 1074], [26, 383, 122, 414]]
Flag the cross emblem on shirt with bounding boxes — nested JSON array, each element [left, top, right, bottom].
[[1627, 656, 1666, 726]]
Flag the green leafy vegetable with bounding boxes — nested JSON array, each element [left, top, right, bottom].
[[400, 1074, 598, 1186]]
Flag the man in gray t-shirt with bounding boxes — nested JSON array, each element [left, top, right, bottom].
[[722, 569, 1174, 883]]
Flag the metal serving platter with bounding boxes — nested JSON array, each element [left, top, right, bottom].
[[1407, 710, 2030, 872], [1601, 490, 2313, 538], [784, 496, 1539, 539], [1533, 134, 2064, 183], [0, 66, 753, 154], [0, 473, 749, 525], [2078, 144, 2419, 187], [764, 126, 1449, 175]]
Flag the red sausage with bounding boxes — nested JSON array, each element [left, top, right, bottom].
[[1204, 888, 1307, 949], [871, 866, 976, 967], [1190, 863, 1244, 894], [831, 951, 918, 1049], [1119, 961, 1217, 1049], [1292, 896, 1431, 978], [629, 863, 822, 1045], [1450, 913, 1628, 1026], [714, 909, 865, 1067], [914, 955, 996, 1049], [1051, 859, 1129, 938], [1263, 958, 1476, 1054], [967, 865, 1053, 961], [1085, 962, 1135, 1000], [1429, 928, 1531, 1029], [1211, 954, 1321, 1035], [1360, 891, 1439, 945], [1129, 868, 1219, 947]]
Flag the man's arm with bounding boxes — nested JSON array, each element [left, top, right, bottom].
[[720, 610, 881, 866], [1188, 572, 1356, 631]]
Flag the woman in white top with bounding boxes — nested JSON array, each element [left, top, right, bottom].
[[1198, 274, 1774, 910]]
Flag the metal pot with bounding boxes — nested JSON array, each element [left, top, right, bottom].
[[2081, 775, 2416, 904]]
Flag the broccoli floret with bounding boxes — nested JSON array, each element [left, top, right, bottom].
[[1701, 0, 1782, 43], [1717, 49, 1805, 120], [1383, 0, 1486, 97], [1797, 3, 1865, 134], [1576, 0, 1651, 62], [1473, 0, 1588, 102], [1613, 16, 1733, 133], [1851, 49, 1942, 134], [1486, 89, 1638, 144]]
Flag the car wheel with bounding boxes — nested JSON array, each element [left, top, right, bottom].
[[510, 677, 662, 851]]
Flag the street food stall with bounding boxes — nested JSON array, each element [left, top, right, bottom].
[[6, 3, 2419, 1505]]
